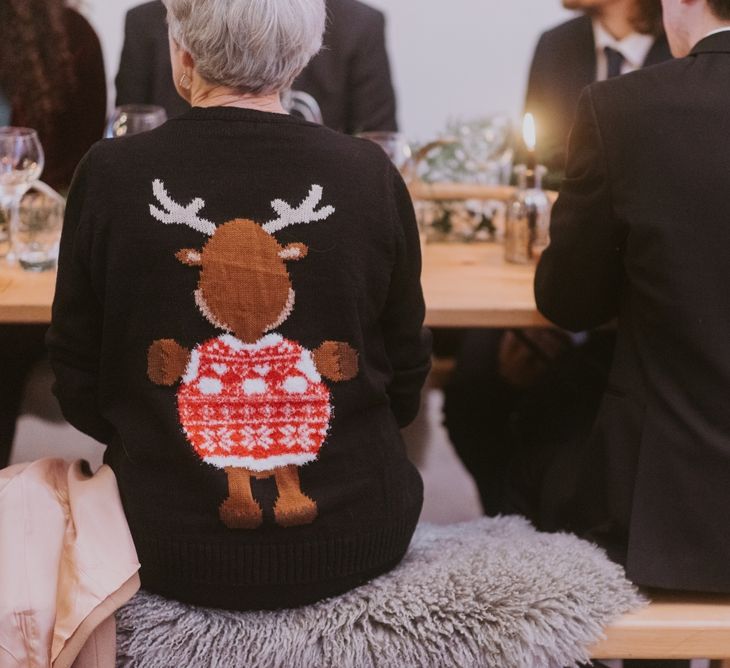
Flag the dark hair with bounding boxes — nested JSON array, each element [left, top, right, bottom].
[[708, 0, 730, 19], [0, 0, 76, 131], [632, 0, 664, 36]]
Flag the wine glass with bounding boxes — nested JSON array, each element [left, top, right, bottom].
[[0, 127, 44, 260], [282, 89, 323, 125], [105, 105, 167, 138]]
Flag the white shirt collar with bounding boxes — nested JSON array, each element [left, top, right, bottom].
[[592, 20, 655, 70], [704, 26, 730, 39]]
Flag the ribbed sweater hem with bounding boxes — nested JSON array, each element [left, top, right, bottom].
[[132, 515, 419, 590]]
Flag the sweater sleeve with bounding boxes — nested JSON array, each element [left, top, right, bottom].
[[46, 149, 114, 445], [381, 168, 432, 427]]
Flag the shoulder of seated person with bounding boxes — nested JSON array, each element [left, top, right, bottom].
[[126, 0, 166, 24], [62, 7, 98, 37], [328, 0, 385, 34], [538, 15, 591, 45], [588, 56, 693, 110]]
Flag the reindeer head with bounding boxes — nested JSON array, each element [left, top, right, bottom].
[[150, 181, 335, 343]]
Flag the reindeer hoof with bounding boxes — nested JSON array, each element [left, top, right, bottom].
[[274, 494, 318, 528], [219, 498, 263, 529]]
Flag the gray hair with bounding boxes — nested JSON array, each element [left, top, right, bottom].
[[163, 0, 326, 94]]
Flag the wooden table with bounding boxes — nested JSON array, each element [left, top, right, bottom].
[[0, 264, 55, 323], [0, 243, 547, 328], [421, 242, 547, 328]]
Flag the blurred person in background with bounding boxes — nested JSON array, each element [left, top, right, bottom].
[[115, 0, 398, 134], [526, 0, 671, 176], [0, 0, 106, 469], [536, 0, 730, 604], [0, 0, 106, 192]]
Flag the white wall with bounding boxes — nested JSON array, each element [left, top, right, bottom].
[[81, 0, 573, 141]]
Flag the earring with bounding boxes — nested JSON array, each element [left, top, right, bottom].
[[179, 72, 192, 90]]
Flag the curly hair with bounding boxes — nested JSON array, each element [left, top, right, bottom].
[[0, 0, 76, 131], [632, 0, 664, 36]]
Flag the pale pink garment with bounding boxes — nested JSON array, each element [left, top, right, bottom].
[[0, 459, 140, 668]]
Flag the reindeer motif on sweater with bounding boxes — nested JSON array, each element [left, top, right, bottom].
[[146, 181, 358, 529]]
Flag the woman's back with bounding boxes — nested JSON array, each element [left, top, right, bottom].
[[48, 107, 431, 610]]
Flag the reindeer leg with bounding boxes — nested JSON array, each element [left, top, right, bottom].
[[273, 466, 318, 528], [219, 467, 263, 529]]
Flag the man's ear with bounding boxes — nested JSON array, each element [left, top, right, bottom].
[[176, 248, 203, 266], [279, 243, 309, 261]]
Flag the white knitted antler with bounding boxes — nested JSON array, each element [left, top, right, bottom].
[[262, 184, 335, 234], [149, 179, 217, 236]]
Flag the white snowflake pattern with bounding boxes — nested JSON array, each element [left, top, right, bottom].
[[279, 425, 297, 449], [296, 424, 317, 450], [197, 429, 219, 452], [217, 428, 237, 453], [239, 425, 274, 450], [282, 405, 295, 419]]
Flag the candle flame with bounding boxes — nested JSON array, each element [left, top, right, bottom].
[[523, 113, 536, 151]]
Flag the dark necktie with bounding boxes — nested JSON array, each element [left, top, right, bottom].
[[604, 46, 626, 79]]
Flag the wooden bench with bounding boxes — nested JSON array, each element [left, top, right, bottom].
[[590, 591, 730, 665]]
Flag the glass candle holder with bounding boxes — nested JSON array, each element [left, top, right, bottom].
[[12, 184, 65, 271], [504, 164, 551, 264]]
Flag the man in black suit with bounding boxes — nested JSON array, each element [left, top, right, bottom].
[[526, 0, 671, 173], [115, 0, 398, 134], [536, 0, 730, 594]]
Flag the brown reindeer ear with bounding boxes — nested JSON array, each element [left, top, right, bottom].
[[279, 243, 308, 262], [176, 248, 203, 266]]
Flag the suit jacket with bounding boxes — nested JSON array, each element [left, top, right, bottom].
[[534, 31, 730, 593], [525, 15, 671, 172], [115, 0, 398, 134]]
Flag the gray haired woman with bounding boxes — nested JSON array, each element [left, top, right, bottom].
[[48, 0, 431, 615]]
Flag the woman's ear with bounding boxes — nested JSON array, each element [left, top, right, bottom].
[[181, 49, 195, 71], [168, 32, 194, 102]]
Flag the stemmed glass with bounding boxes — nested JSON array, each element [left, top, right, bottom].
[[105, 105, 167, 138], [0, 127, 45, 260]]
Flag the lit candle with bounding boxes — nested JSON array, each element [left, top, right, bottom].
[[523, 112, 537, 185]]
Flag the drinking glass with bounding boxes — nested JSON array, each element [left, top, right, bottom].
[[13, 183, 65, 271], [105, 105, 167, 138], [0, 127, 45, 259], [358, 132, 413, 177]]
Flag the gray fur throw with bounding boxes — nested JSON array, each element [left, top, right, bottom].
[[116, 516, 644, 667]]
